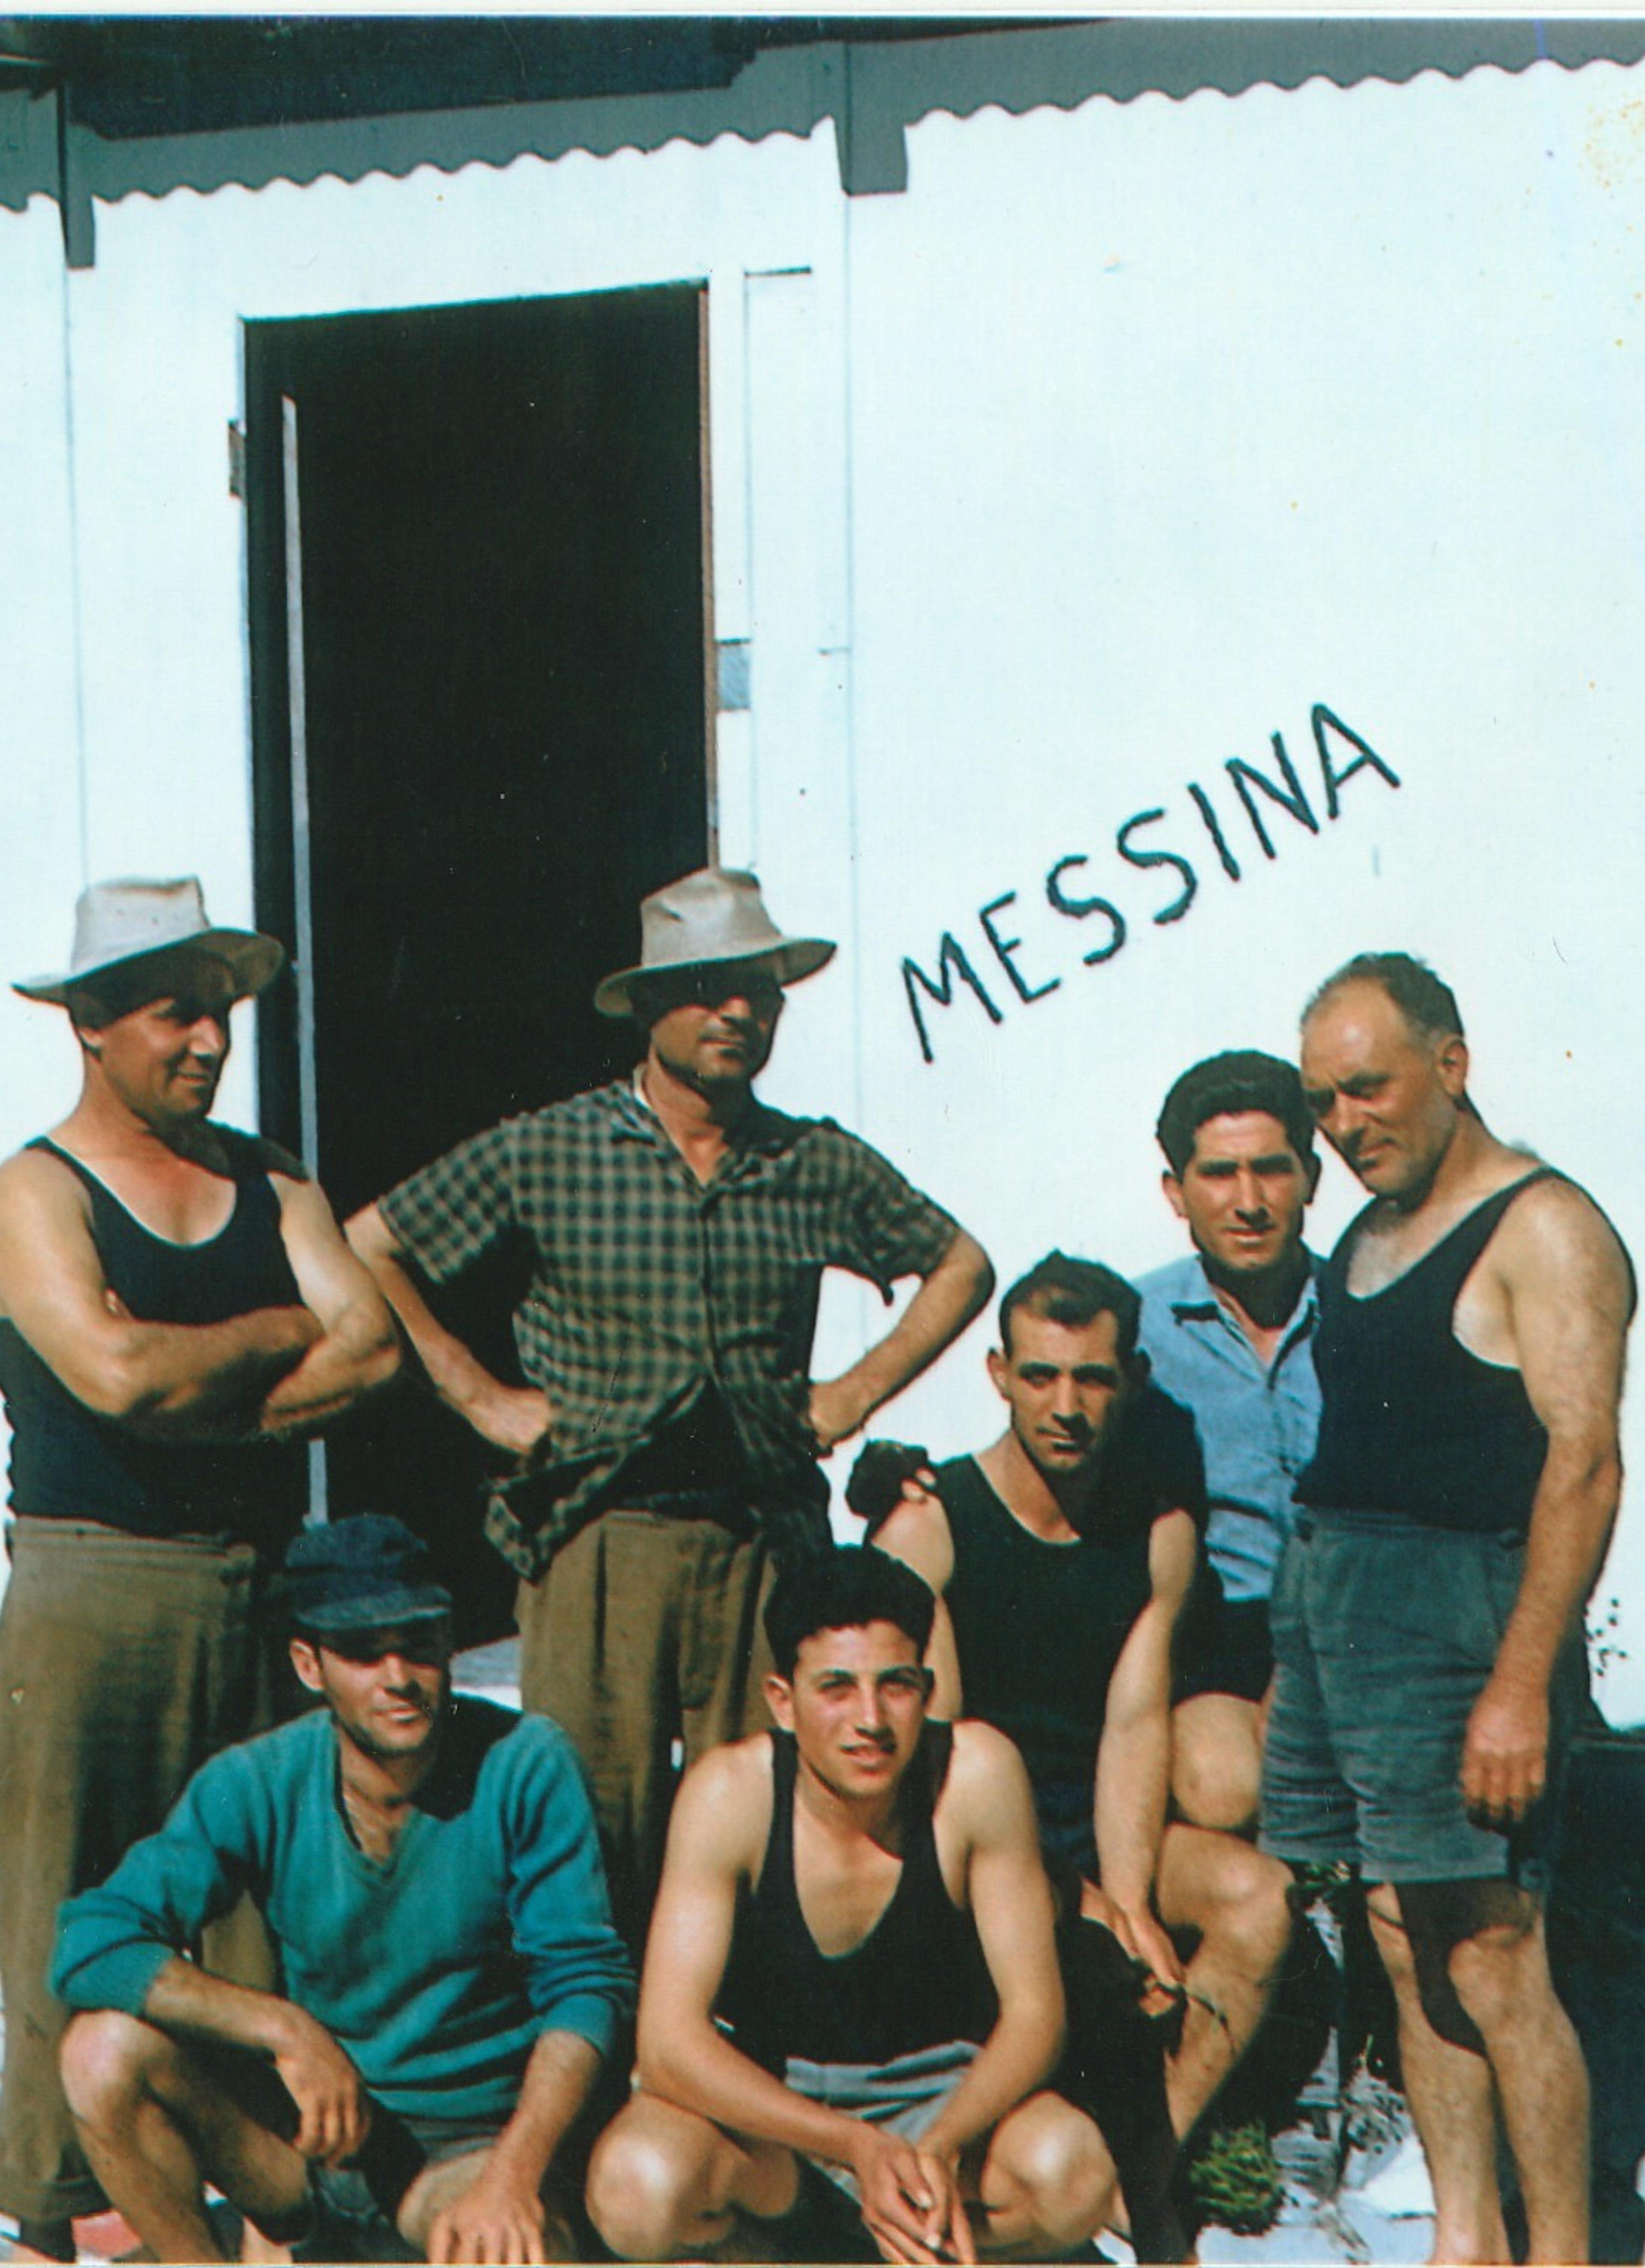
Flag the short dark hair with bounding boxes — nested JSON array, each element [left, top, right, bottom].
[[764, 1546, 936, 1680], [1155, 1049, 1316, 1177], [998, 1251, 1141, 1362], [1304, 952, 1464, 1043]]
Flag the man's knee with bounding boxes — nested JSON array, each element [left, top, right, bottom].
[[1193, 1840, 1295, 1973], [1170, 1705, 1260, 1836], [987, 2098, 1114, 2249], [1446, 1902, 1550, 2034], [587, 2111, 712, 2261], [59, 2009, 178, 2125]]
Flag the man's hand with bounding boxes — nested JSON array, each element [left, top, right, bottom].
[[845, 1440, 937, 1533], [425, 2161, 551, 2266], [807, 1376, 873, 1456], [850, 2128, 975, 2266], [470, 1382, 555, 1462], [270, 2006, 372, 2166], [1079, 1883, 1184, 2016], [1463, 1668, 1550, 1828]]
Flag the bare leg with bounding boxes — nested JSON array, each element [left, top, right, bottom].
[[1367, 1884, 1506, 2265], [972, 2090, 1116, 2258], [59, 2013, 308, 2266], [1170, 1697, 1262, 1838], [586, 2091, 799, 2260], [396, 2145, 580, 2262], [1402, 1880, 1590, 2266], [1155, 1823, 1293, 2141]]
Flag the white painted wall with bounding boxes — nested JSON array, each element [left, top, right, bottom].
[[2, 48, 1643, 1710]]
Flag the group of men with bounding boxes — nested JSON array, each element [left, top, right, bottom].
[[0, 863, 1630, 2266]]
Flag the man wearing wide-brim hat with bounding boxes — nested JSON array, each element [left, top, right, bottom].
[[0, 878, 401, 2259], [348, 865, 992, 1948]]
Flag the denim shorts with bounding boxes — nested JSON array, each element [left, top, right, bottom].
[[1259, 1509, 1587, 1888]]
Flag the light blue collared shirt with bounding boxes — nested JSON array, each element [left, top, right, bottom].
[[1136, 1251, 1321, 1603]]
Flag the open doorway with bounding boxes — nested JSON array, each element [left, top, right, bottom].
[[245, 284, 712, 1640]]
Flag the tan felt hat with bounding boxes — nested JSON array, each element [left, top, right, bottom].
[[15, 877, 286, 1006], [594, 867, 834, 1019]]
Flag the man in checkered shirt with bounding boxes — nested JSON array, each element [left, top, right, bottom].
[[348, 867, 992, 1944]]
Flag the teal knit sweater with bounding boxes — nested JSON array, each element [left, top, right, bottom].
[[51, 1697, 633, 2122]]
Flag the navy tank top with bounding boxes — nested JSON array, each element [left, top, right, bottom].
[[0, 1133, 305, 1548], [718, 1725, 997, 2073], [1299, 1168, 1624, 1534]]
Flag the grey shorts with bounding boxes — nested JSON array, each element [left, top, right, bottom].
[[784, 2040, 980, 2202], [1259, 1510, 1587, 1889]]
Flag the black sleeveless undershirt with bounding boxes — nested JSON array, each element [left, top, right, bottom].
[[718, 1724, 997, 2074], [939, 1454, 1159, 1868], [1298, 1168, 1616, 1535], [0, 1133, 305, 1547]]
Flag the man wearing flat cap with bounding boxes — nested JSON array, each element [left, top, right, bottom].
[[52, 1515, 631, 2265], [0, 878, 401, 2257], [349, 865, 992, 1945]]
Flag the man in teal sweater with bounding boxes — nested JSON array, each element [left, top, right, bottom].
[[49, 1515, 632, 2265]]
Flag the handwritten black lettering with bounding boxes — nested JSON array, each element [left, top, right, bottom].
[[902, 935, 1004, 1065], [978, 893, 1061, 1006], [1226, 732, 1319, 860], [1313, 703, 1401, 819], [1045, 857, 1127, 966], [1116, 809, 1197, 926]]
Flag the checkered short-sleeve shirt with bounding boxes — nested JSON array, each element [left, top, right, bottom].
[[377, 1081, 960, 1574]]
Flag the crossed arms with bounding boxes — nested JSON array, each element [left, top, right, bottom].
[[0, 1140, 399, 1439]]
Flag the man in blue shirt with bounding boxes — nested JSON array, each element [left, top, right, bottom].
[[50, 1516, 632, 2265], [1137, 1052, 1322, 1836]]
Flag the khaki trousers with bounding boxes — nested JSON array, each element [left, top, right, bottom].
[[0, 1520, 278, 2223], [517, 1510, 774, 1952]]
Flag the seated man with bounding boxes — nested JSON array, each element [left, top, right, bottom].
[[586, 1547, 1114, 2265], [869, 1255, 1293, 2169], [1140, 1051, 1322, 1837], [50, 1516, 633, 2266]]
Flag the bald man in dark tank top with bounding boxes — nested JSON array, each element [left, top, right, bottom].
[[1272, 951, 1635, 2267], [0, 880, 400, 2259]]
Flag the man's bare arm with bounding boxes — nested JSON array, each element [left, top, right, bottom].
[[345, 1201, 553, 1458], [0, 1151, 317, 1434], [918, 1722, 1065, 2166], [1463, 1182, 1633, 1825], [1093, 1509, 1198, 1991], [141, 1955, 370, 2166], [810, 1231, 994, 1453], [422, 2029, 602, 2267], [254, 1168, 401, 1436], [873, 1491, 963, 1718]]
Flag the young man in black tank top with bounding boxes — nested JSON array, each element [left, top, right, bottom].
[[867, 1257, 1293, 2188], [587, 1548, 1116, 2264], [1274, 951, 1636, 2264], [0, 879, 401, 2260]]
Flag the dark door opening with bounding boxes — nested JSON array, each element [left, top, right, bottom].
[[245, 285, 712, 1642]]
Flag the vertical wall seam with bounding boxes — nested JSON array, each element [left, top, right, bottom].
[[54, 101, 90, 888]]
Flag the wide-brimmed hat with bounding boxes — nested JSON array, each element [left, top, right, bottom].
[[14, 877, 286, 1007], [594, 867, 835, 1019], [283, 1514, 452, 1638]]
